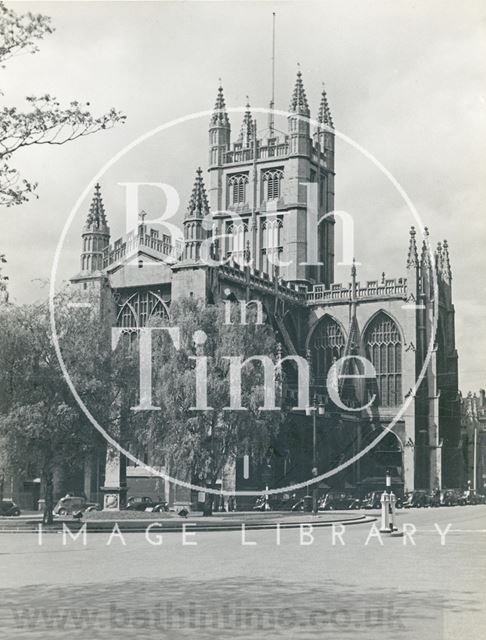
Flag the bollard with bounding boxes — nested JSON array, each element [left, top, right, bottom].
[[389, 492, 397, 532], [380, 491, 390, 532], [264, 485, 270, 511]]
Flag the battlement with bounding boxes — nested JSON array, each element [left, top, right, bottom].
[[306, 278, 408, 305], [219, 263, 307, 302], [222, 137, 332, 169], [103, 225, 178, 270], [218, 262, 407, 306]]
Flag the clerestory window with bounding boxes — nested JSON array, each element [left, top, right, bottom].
[[262, 169, 284, 201], [228, 174, 249, 205]]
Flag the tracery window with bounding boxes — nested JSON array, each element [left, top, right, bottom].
[[226, 220, 248, 264], [262, 169, 283, 200], [310, 316, 345, 384], [365, 312, 402, 407], [261, 217, 283, 274], [116, 290, 169, 328], [228, 174, 248, 205]]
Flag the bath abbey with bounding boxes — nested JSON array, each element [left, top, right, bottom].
[[71, 71, 462, 509]]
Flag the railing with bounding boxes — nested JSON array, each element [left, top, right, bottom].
[[223, 141, 290, 164], [218, 263, 307, 302], [223, 148, 254, 164], [222, 136, 332, 166], [258, 142, 289, 160], [103, 230, 176, 269], [307, 279, 408, 304], [218, 263, 407, 305]]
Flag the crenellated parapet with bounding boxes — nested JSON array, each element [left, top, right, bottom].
[[103, 226, 176, 269], [307, 277, 407, 305]]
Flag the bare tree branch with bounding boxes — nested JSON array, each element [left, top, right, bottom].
[[0, 3, 126, 207]]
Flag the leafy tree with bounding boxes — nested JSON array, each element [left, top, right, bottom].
[[0, 2, 126, 207], [0, 437, 8, 501], [145, 298, 284, 515], [0, 253, 7, 302], [0, 290, 111, 522]]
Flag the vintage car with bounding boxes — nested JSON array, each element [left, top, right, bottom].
[[125, 496, 168, 512], [318, 491, 355, 511], [0, 499, 21, 517], [53, 496, 101, 516]]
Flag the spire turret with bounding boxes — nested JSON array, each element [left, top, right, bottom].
[[420, 227, 432, 296], [406, 226, 419, 269], [84, 183, 109, 233], [238, 98, 254, 147], [209, 82, 231, 170], [186, 167, 210, 219], [80, 183, 110, 273], [183, 168, 210, 262], [289, 68, 310, 116], [420, 227, 431, 269], [435, 241, 443, 276], [210, 83, 230, 128], [441, 239, 452, 282], [288, 67, 311, 155], [318, 85, 334, 129]]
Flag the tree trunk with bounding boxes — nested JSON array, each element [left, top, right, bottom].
[[0, 474, 4, 503], [202, 482, 214, 517], [42, 467, 54, 525]]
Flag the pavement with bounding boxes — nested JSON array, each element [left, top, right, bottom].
[[0, 506, 485, 640], [0, 509, 374, 533]]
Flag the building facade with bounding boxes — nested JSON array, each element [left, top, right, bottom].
[[461, 391, 486, 493], [71, 72, 462, 508]]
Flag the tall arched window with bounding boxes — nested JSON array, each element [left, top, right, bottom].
[[261, 217, 283, 274], [262, 169, 283, 200], [309, 316, 345, 385], [228, 174, 248, 205], [226, 220, 248, 264], [365, 312, 402, 407], [117, 291, 169, 328]]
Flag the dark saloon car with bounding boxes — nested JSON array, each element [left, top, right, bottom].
[[319, 491, 355, 511], [462, 490, 482, 505], [440, 489, 458, 507], [0, 499, 21, 516], [53, 496, 101, 516], [126, 496, 168, 512], [253, 494, 302, 511], [362, 491, 383, 510], [403, 490, 439, 508]]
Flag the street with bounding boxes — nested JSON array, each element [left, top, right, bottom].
[[0, 506, 485, 639]]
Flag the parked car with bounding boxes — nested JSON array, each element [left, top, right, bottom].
[[362, 492, 383, 510], [319, 491, 355, 511], [347, 496, 363, 510], [403, 490, 439, 508], [0, 499, 21, 517], [253, 494, 301, 511], [125, 496, 168, 512], [462, 490, 482, 505], [440, 489, 458, 507], [53, 496, 101, 516], [403, 491, 424, 508]]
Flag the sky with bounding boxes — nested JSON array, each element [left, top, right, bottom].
[[1, 0, 485, 391]]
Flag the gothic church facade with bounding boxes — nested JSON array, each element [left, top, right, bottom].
[[72, 71, 462, 507]]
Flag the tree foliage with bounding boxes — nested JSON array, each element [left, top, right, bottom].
[[143, 298, 284, 512], [0, 252, 7, 302], [0, 290, 110, 522], [0, 2, 126, 207]]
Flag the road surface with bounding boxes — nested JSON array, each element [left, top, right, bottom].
[[0, 506, 485, 639]]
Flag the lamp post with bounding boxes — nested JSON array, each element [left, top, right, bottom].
[[385, 467, 392, 494], [473, 425, 478, 492], [306, 399, 325, 515]]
